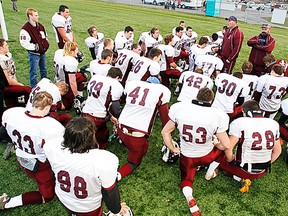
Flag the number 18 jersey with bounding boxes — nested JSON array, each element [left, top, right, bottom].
[[119, 80, 171, 134]]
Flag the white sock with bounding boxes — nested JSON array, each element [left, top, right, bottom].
[[5, 195, 23, 209], [233, 175, 241, 182], [182, 186, 193, 200], [77, 91, 83, 97], [207, 161, 220, 174]]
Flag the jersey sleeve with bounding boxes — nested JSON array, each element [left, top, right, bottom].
[[229, 118, 242, 137], [216, 110, 229, 133], [64, 57, 78, 74], [168, 103, 179, 122], [85, 37, 96, 48], [160, 86, 171, 105], [149, 61, 160, 76], [166, 46, 174, 57], [215, 58, 224, 71], [111, 82, 124, 101], [52, 14, 65, 28], [99, 152, 119, 188], [255, 75, 267, 92]]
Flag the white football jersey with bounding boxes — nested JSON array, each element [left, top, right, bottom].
[[115, 49, 140, 78], [182, 32, 198, 53], [177, 71, 214, 102], [52, 13, 73, 42], [138, 31, 149, 44], [256, 74, 288, 112], [189, 44, 210, 70], [44, 137, 119, 212], [2, 107, 64, 162], [195, 54, 224, 77], [84, 33, 105, 60], [212, 73, 249, 113], [229, 117, 279, 164], [119, 80, 171, 134], [63, 56, 78, 85], [242, 74, 259, 102], [26, 78, 62, 111], [173, 34, 185, 57], [157, 44, 175, 71], [169, 101, 229, 158], [127, 57, 160, 82], [114, 31, 134, 51], [0, 52, 17, 81], [216, 30, 224, 45], [281, 98, 288, 115], [54, 49, 65, 82], [82, 75, 124, 118], [144, 33, 163, 49], [89, 60, 112, 76]]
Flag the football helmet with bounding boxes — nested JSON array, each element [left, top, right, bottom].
[[105, 206, 134, 216], [76, 50, 85, 63], [161, 140, 180, 163]]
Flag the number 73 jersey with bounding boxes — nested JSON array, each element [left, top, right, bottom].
[[119, 80, 171, 134]]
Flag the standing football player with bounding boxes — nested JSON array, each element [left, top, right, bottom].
[[0, 92, 65, 210], [52, 5, 75, 49], [162, 87, 231, 216], [117, 77, 171, 180], [43, 117, 131, 216], [82, 67, 124, 149]]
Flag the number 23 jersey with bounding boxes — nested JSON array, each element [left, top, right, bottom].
[[119, 80, 171, 134]]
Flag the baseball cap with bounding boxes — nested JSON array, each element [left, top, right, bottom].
[[261, 23, 271, 28], [225, 16, 237, 22]]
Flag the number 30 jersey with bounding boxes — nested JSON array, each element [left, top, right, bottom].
[[119, 80, 171, 134], [169, 101, 229, 158], [229, 117, 279, 164], [2, 107, 65, 162], [44, 137, 119, 213]]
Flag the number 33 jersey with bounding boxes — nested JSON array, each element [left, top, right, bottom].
[[119, 80, 171, 134]]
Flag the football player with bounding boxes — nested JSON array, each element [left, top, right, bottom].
[[253, 64, 288, 119], [172, 20, 186, 35], [82, 67, 124, 149], [43, 117, 131, 216], [177, 68, 214, 102], [89, 49, 113, 76], [173, 26, 189, 63], [212, 72, 249, 120], [84, 26, 105, 60], [26, 78, 71, 126], [206, 100, 281, 193], [114, 26, 134, 52], [52, 5, 75, 49], [162, 87, 231, 216], [0, 38, 31, 108], [0, 92, 65, 210], [182, 26, 198, 54], [126, 48, 162, 82], [263, 53, 276, 75], [158, 34, 182, 88], [115, 43, 141, 86], [241, 61, 259, 102], [278, 98, 288, 142], [143, 27, 163, 57], [117, 77, 171, 180], [189, 37, 210, 71]]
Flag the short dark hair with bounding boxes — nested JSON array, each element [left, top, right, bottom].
[[131, 43, 140, 50], [63, 117, 98, 154], [164, 34, 174, 45], [124, 26, 134, 33], [101, 49, 113, 60], [148, 48, 162, 59], [241, 61, 253, 74], [211, 33, 218, 41], [107, 67, 123, 79], [179, 20, 185, 25], [0, 38, 5, 47], [233, 71, 243, 79], [242, 100, 260, 113], [150, 27, 159, 34], [87, 26, 96, 36], [272, 64, 284, 75], [186, 26, 192, 31], [196, 87, 214, 102], [175, 26, 184, 33], [199, 37, 208, 45], [59, 5, 69, 12]]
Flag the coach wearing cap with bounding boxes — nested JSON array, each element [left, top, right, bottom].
[[220, 16, 244, 74], [247, 23, 275, 77]]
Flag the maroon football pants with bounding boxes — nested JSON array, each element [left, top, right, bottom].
[[3, 85, 31, 108]]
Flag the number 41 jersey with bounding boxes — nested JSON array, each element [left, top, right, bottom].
[[119, 80, 171, 135]]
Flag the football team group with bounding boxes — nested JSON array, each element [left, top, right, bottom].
[[0, 3, 287, 216]]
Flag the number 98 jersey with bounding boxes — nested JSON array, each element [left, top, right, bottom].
[[119, 80, 171, 134]]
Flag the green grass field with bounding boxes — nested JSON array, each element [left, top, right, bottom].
[[0, 0, 288, 215]]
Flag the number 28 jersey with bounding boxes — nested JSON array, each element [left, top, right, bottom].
[[119, 80, 171, 134], [169, 101, 229, 158]]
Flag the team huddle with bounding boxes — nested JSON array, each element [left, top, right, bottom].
[[0, 4, 287, 216]]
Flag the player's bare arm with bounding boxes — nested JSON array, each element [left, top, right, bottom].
[[161, 120, 180, 154]]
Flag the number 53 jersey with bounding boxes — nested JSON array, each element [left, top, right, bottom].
[[119, 80, 171, 135]]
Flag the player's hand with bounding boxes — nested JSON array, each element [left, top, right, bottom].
[[172, 146, 181, 154], [119, 202, 129, 215], [110, 116, 118, 125], [226, 153, 235, 162], [226, 59, 230, 64]]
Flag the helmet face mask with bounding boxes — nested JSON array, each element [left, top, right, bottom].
[[75, 50, 85, 63], [161, 140, 180, 163]]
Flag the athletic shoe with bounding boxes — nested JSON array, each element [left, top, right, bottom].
[[188, 197, 201, 216], [3, 143, 15, 160], [0, 193, 11, 210], [205, 169, 218, 181], [239, 179, 251, 193]]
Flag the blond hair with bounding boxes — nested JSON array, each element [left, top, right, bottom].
[[32, 91, 53, 110], [63, 41, 78, 56], [55, 82, 69, 95]]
